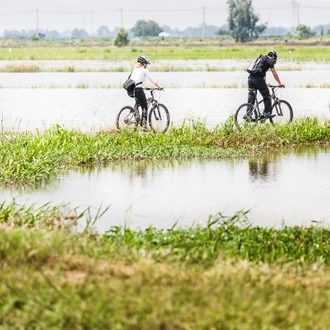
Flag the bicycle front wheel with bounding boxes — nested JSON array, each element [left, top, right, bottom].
[[270, 100, 293, 124], [116, 106, 139, 130], [149, 103, 170, 133], [234, 103, 258, 129]]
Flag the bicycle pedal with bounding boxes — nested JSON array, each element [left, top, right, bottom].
[[243, 115, 255, 122], [261, 113, 275, 119]]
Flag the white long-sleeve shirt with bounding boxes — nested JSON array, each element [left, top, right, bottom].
[[130, 67, 157, 86]]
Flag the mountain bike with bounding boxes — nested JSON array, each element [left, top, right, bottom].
[[116, 88, 170, 133], [234, 85, 293, 129]]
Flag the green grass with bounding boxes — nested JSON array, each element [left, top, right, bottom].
[[1, 118, 330, 185], [1, 39, 330, 329], [1, 203, 330, 329], [1, 44, 330, 62]]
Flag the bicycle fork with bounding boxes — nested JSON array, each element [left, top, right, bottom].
[[272, 101, 283, 116], [151, 103, 162, 121]]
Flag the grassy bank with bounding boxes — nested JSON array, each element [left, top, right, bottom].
[[1, 43, 330, 62], [1, 118, 330, 329], [1, 203, 330, 329], [1, 118, 330, 186]]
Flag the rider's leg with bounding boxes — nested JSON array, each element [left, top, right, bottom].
[[258, 85, 275, 119], [251, 76, 274, 118], [249, 76, 275, 119], [247, 88, 257, 106], [247, 77, 257, 107], [135, 88, 148, 127], [245, 77, 257, 120], [259, 85, 271, 114]]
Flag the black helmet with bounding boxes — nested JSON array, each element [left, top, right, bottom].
[[137, 55, 150, 65], [268, 50, 278, 63]]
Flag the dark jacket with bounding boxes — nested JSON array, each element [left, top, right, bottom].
[[252, 57, 275, 78]]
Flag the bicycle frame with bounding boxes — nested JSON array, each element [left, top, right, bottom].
[[133, 88, 162, 125], [233, 85, 293, 129], [116, 87, 170, 133], [270, 87, 286, 117], [250, 86, 284, 119]]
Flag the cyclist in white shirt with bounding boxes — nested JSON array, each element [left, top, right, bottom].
[[130, 56, 163, 130]]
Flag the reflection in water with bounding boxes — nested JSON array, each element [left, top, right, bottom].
[[0, 147, 330, 232], [249, 159, 271, 181], [248, 153, 280, 182]]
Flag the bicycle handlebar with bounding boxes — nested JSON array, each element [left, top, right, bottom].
[[268, 85, 284, 89], [144, 87, 164, 90], [143, 88, 165, 97]]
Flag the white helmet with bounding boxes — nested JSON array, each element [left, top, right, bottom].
[[137, 55, 151, 65]]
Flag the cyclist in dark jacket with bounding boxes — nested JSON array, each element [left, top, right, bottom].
[[247, 50, 285, 119]]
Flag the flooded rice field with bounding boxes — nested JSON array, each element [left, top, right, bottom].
[[0, 60, 329, 131], [1, 70, 330, 89], [0, 59, 329, 230], [0, 87, 329, 132], [1, 147, 330, 232], [1, 59, 330, 73]]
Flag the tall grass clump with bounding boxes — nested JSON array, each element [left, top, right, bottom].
[[1, 63, 41, 72], [0, 129, 67, 185], [1, 202, 330, 266], [0, 197, 120, 232], [1, 118, 330, 185], [0, 200, 107, 231], [275, 117, 330, 143], [102, 211, 330, 266]]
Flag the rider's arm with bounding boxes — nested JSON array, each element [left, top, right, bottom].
[[270, 68, 285, 87], [154, 82, 163, 90], [146, 70, 163, 89]]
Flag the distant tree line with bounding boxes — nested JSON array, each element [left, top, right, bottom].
[[4, 22, 329, 41], [2, 0, 330, 43]]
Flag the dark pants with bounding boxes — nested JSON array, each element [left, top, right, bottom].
[[247, 75, 271, 113], [135, 87, 148, 123]]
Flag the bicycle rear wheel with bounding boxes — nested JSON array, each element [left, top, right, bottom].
[[149, 103, 170, 133], [270, 100, 293, 124], [116, 106, 140, 130], [234, 103, 258, 129]]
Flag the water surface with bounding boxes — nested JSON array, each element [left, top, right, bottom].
[[0, 71, 329, 88], [1, 147, 329, 232], [1, 59, 330, 73], [0, 88, 329, 132], [0, 63, 329, 232]]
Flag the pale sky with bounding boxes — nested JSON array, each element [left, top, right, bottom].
[[1, 0, 330, 34]]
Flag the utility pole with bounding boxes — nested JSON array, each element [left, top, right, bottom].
[[292, 0, 295, 26], [292, 0, 300, 27], [90, 10, 93, 36], [120, 8, 123, 28], [202, 6, 206, 39], [36, 9, 39, 36], [82, 12, 86, 31], [25, 13, 28, 36], [297, 4, 300, 26]]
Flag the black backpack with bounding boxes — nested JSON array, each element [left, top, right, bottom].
[[246, 54, 267, 75], [123, 73, 142, 98]]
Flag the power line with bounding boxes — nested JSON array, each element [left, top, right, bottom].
[[0, 7, 226, 15], [1, 4, 330, 15], [1, 5, 330, 33], [1, 5, 329, 17]]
